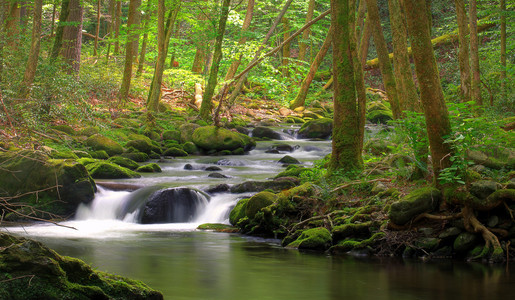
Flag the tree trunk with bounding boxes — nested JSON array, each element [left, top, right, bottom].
[[119, 0, 142, 102], [114, 0, 121, 55], [290, 26, 332, 109], [454, 0, 471, 103], [281, 17, 291, 77], [298, 0, 315, 62], [500, 0, 506, 102], [225, 0, 255, 80], [403, 0, 453, 181], [199, 0, 231, 121], [329, 0, 363, 173], [105, 0, 115, 62], [388, 0, 419, 112], [19, 0, 43, 98], [469, 0, 482, 105], [5, 1, 20, 51], [359, 19, 372, 66], [146, 2, 180, 111], [50, 0, 70, 62], [137, 6, 152, 77], [50, 2, 56, 36], [168, 23, 181, 68], [60, 0, 83, 75], [365, 0, 401, 119], [191, 2, 208, 75], [94, 0, 100, 56]]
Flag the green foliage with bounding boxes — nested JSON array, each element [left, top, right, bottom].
[[393, 110, 429, 174]]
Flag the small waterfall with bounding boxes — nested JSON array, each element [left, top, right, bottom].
[[75, 187, 135, 221], [194, 193, 241, 224]]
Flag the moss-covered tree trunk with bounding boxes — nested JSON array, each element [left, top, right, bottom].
[[290, 26, 332, 110], [403, 0, 453, 180], [298, 0, 315, 62], [146, 1, 180, 112], [365, 0, 401, 119], [500, 0, 506, 102], [281, 17, 291, 77], [225, 0, 254, 80], [119, 0, 142, 102], [454, 0, 471, 103], [19, 0, 42, 99], [469, 0, 482, 105], [94, 0, 100, 56], [59, 0, 83, 75], [199, 0, 231, 121], [359, 19, 371, 66], [388, 0, 419, 113], [329, 0, 363, 173]]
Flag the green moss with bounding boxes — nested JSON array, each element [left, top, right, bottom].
[[51, 124, 76, 135], [163, 147, 188, 157], [86, 162, 141, 179], [108, 156, 140, 170], [388, 187, 441, 225], [77, 157, 98, 166], [197, 223, 239, 232], [136, 163, 162, 173], [50, 150, 79, 159], [192, 126, 255, 152], [329, 232, 385, 253], [182, 142, 198, 154], [121, 152, 149, 162], [229, 198, 250, 225], [275, 165, 307, 179], [85, 134, 124, 157], [89, 150, 109, 159], [72, 150, 92, 158], [286, 227, 332, 250], [332, 222, 374, 242], [245, 191, 277, 218], [297, 118, 333, 139], [162, 130, 181, 142]]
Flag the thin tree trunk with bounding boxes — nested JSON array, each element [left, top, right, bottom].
[[119, 0, 142, 102], [355, 0, 367, 40], [500, 0, 506, 102], [50, 2, 56, 36], [137, 7, 152, 77], [19, 0, 43, 98], [365, 0, 401, 119], [50, 0, 70, 62], [5, 1, 20, 51], [469, 0, 482, 105], [281, 17, 291, 77], [388, 0, 419, 112], [169, 23, 181, 68], [454, 0, 471, 103], [329, 0, 362, 173], [199, 0, 231, 121], [290, 26, 332, 109], [192, 2, 208, 74], [60, 0, 83, 75], [146, 2, 180, 111], [114, 0, 121, 55], [0, 0, 5, 83], [359, 19, 372, 66], [298, 0, 315, 62], [403, 0, 453, 181], [225, 0, 255, 80], [94, 0, 100, 56]]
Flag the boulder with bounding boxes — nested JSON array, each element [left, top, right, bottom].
[[389, 187, 441, 225], [266, 143, 297, 153], [136, 163, 162, 173], [469, 180, 501, 199], [86, 162, 141, 179], [141, 188, 208, 224], [84, 134, 123, 156], [0, 233, 163, 300], [208, 172, 229, 178], [121, 151, 149, 162], [467, 147, 515, 170], [245, 191, 277, 218], [278, 155, 301, 165], [182, 142, 198, 154], [163, 147, 188, 157], [364, 138, 393, 155], [453, 232, 479, 253], [297, 118, 333, 139], [107, 156, 140, 170], [162, 130, 181, 142], [230, 179, 297, 193], [192, 126, 256, 152], [229, 198, 250, 225], [0, 150, 95, 217], [286, 227, 332, 251], [179, 123, 201, 143], [252, 127, 282, 140]]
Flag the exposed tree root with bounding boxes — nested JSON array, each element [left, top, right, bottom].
[[462, 205, 503, 260], [288, 210, 347, 234], [331, 178, 390, 193]]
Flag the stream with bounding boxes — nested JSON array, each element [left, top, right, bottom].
[[3, 127, 515, 299]]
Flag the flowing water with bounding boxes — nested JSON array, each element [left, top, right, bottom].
[[3, 127, 515, 299]]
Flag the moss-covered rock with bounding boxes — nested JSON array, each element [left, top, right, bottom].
[[86, 162, 141, 179], [136, 163, 162, 173], [469, 180, 501, 199], [297, 118, 333, 139], [389, 187, 441, 225], [121, 152, 149, 162], [0, 233, 163, 300], [162, 130, 181, 142], [278, 155, 301, 165], [245, 191, 277, 219], [229, 198, 250, 225], [286, 227, 332, 251], [72, 150, 92, 158], [230, 179, 297, 193], [329, 232, 385, 254], [467, 147, 515, 170], [197, 223, 239, 232], [192, 126, 256, 152], [367, 109, 393, 124], [179, 123, 201, 143], [364, 138, 393, 156], [182, 142, 198, 154], [275, 165, 307, 179], [85, 134, 124, 156], [108, 156, 140, 170], [50, 150, 79, 160], [89, 150, 109, 159], [0, 150, 95, 217], [51, 124, 76, 135], [332, 222, 374, 242], [162, 147, 188, 157], [252, 127, 282, 140], [453, 232, 479, 253]]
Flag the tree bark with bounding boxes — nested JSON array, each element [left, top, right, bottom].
[[137, 7, 152, 77], [5, 1, 20, 51], [403, 0, 453, 181], [225, 0, 255, 80], [365, 0, 401, 119], [191, 1, 209, 75], [500, 0, 506, 102], [114, 0, 121, 55], [469, 0, 482, 105], [50, 0, 70, 62], [119, 0, 142, 102], [281, 17, 291, 77], [329, 0, 363, 173], [290, 26, 332, 109], [388, 0, 419, 112], [199, 0, 231, 121], [19, 0, 43, 98], [146, 1, 180, 112], [94, 0, 101, 56], [298, 0, 315, 62], [359, 19, 372, 66], [59, 0, 83, 75], [454, 0, 471, 103]]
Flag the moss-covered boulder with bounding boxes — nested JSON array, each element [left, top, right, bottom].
[[389, 187, 441, 225], [163, 147, 188, 157], [51, 124, 76, 135], [229, 198, 250, 225], [245, 191, 277, 219], [86, 162, 141, 179], [332, 222, 374, 242], [0, 150, 95, 217], [121, 152, 149, 162], [192, 126, 256, 152], [297, 118, 333, 139], [136, 163, 162, 173], [453, 232, 479, 253], [179, 123, 201, 143], [89, 150, 109, 159], [286, 227, 332, 251], [85, 134, 123, 156], [108, 156, 140, 170], [197, 223, 239, 232], [182, 142, 198, 154], [366, 100, 393, 124], [252, 127, 282, 140], [469, 180, 501, 200], [364, 138, 393, 155], [79, 126, 100, 137], [230, 179, 297, 193], [162, 130, 181, 142], [278, 155, 301, 165], [0, 233, 163, 300], [467, 147, 515, 170]]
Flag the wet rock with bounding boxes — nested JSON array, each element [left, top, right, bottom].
[[252, 127, 283, 140], [332, 222, 373, 242], [229, 198, 250, 225], [85, 134, 123, 156], [208, 172, 229, 178], [297, 118, 333, 139], [438, 227, 462, 239], [245, 191, 277, 218], [136, 163, 162, 173], [197, 223, 239, 233], [278, 155, 301, 165], [287, 227, 332, 251], [414, 237, 440, 252], [141, 188, 208, 224], [205, 166, 222, 171], [469, 180, 501, 199], [86, 162, 141, 179], [303, 146, 322, 152], [267, 143, 297, 153], [184, 164, 194, 170], [230, 179, 297, 193], [217, 159, 246, 166], [192, 126, 256, 152], [206, 184, 230, 194], [108, 156, 140, 170], [453, 232, 479, 253], [389, 187, 441, 225]]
